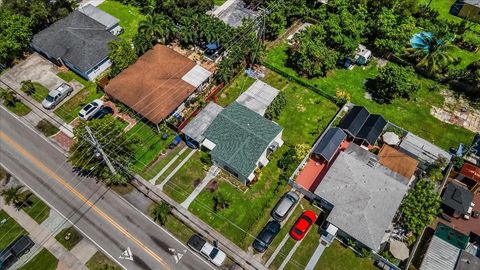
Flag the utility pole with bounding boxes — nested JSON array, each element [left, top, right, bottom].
[[85, 126, 117, 175]]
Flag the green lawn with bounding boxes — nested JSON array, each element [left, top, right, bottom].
[[189, 72, 337, 249], [265, 43, 475, 149], [154, 147, 193, 185], [214, 0, 226, 6], [125, 122, 175, 173], [217, 73, 256, 106], [420, 0, 480, 32], [450, 45, 480, 69], [20, 82, 49, 102], [3, 100, 31, 116], [98, 0, 145, 42], [270, 238, 296, 269], [0, 210, 28, 250], [148, 203, 197, 243], [139, 146, 183, 180], [86, 251, 122, 270], [19, 248, 58, 270], [36, 119, 59, 137], [54, 71, 102, 123], [163, 151, 208, 203], [314, 241, 376, 270], [55, 226, 83, 250], [22, 194, 50, 224], [284, 223, 321, 270]]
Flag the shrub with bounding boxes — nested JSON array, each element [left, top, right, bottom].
[[334, 90, 351, 105], [36, 119, 59, 137], [213, 191, 231, 212], [265, 91, 286, 120]]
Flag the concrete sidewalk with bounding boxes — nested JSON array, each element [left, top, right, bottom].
[[150, 146, 188, 184], [158, 149, 197, 190], [181, 165, 219, 208], [1, 201, 88, 270], [305, 241, 326, 270]]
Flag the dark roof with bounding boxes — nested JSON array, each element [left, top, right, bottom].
[[204, 102, 282, 179], [31, 10, 117, 73], [312, 128, 347, 162], [442, 183, 474, 215], [435, 223, 469, 250], [339, 106, 386, 145], [455, 250, 480, 270], [357, 114, 387, 145], [339, 106, 370, 136]]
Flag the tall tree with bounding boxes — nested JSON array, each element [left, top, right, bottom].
[[288, 25, 338, 77], [1, 185, 24, 207], [324, 0, 367, 56], [372, 8, 415, 55], [69, 116, 136, 184], [366, 64, 417, 104], [0, 11, 32, 65], [406, 27, 455, 77], [151, 202, 171, 225], [108, 39, 138, 78], [138, 14, 175, 44], [400, 179, 441, 235], [264, 8, 287, 41]]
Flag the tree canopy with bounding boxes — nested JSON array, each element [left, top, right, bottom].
[[108, 39, 138, 78], [372, 8, 415, 55], [288, 25, 338, 77], [366, 64, 418, 104], [400, 179, 441, 235], [69, 116, 136, 184]]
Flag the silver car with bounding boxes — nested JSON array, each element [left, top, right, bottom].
[[42, 83, 73, 109], [271, 191, 300, 222]]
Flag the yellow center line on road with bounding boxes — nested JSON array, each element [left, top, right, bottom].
[[0, 131, 171, 270]]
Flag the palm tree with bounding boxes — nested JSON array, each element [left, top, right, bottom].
[[151, 202, 171, 225], [1, 185, 24, 207], [138, 14, 175, 44], [0, 89, 18, 107], [407, 27, 455, 76]]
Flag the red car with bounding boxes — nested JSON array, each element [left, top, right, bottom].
[[289, 210, 317, 240]]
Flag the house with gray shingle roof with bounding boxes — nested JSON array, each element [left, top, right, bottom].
[[31, 10, 118, 81], [313, 143, 408, 251], [202, 102, 283, 184]]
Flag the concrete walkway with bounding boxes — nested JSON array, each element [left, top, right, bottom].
[[265, 233, 290, 267], [181, 165, 219, 208], [150, 146, 188, 184], [158, 149, 197, 190], [71, 238, 98, 264], [278, 239, 304, 270], [1, 201, 88, 270], [305, 241, 326, 270]]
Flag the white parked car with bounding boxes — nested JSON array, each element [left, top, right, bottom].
[[41, 83, 73, 109], [78, 99, 104, 120]]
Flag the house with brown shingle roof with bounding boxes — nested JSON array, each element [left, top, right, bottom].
[[105, 44, 212, 125]]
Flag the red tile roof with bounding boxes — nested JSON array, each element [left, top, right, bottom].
[[105, 45, 196, 124]]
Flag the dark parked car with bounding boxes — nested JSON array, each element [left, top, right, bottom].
[[0, 235, 34, 270], [168, 135, 182, 149], [271, 191, 299, 222], [91, 106, 113, 120], [253, 221, 281, 253]]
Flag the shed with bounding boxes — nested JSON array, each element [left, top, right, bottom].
[[355, 44, 372, 65], [235, 80, 279, 116], [312, 128, 347, 163], [79, 4, 121, 34], [420, 235, 461, 270]]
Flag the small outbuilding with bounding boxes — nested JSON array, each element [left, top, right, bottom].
[[235, 80, 279, 116], [442, 182, 474, 216], [338, 106, 387, 146]]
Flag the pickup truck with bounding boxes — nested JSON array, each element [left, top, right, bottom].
[[187, 234, 226, 267], [0, 235, 35, 270]]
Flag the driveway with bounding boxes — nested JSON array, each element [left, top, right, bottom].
[[0, 53, 66, 92]]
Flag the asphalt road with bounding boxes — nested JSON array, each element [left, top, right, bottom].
[[0, 106, 215, 270]]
